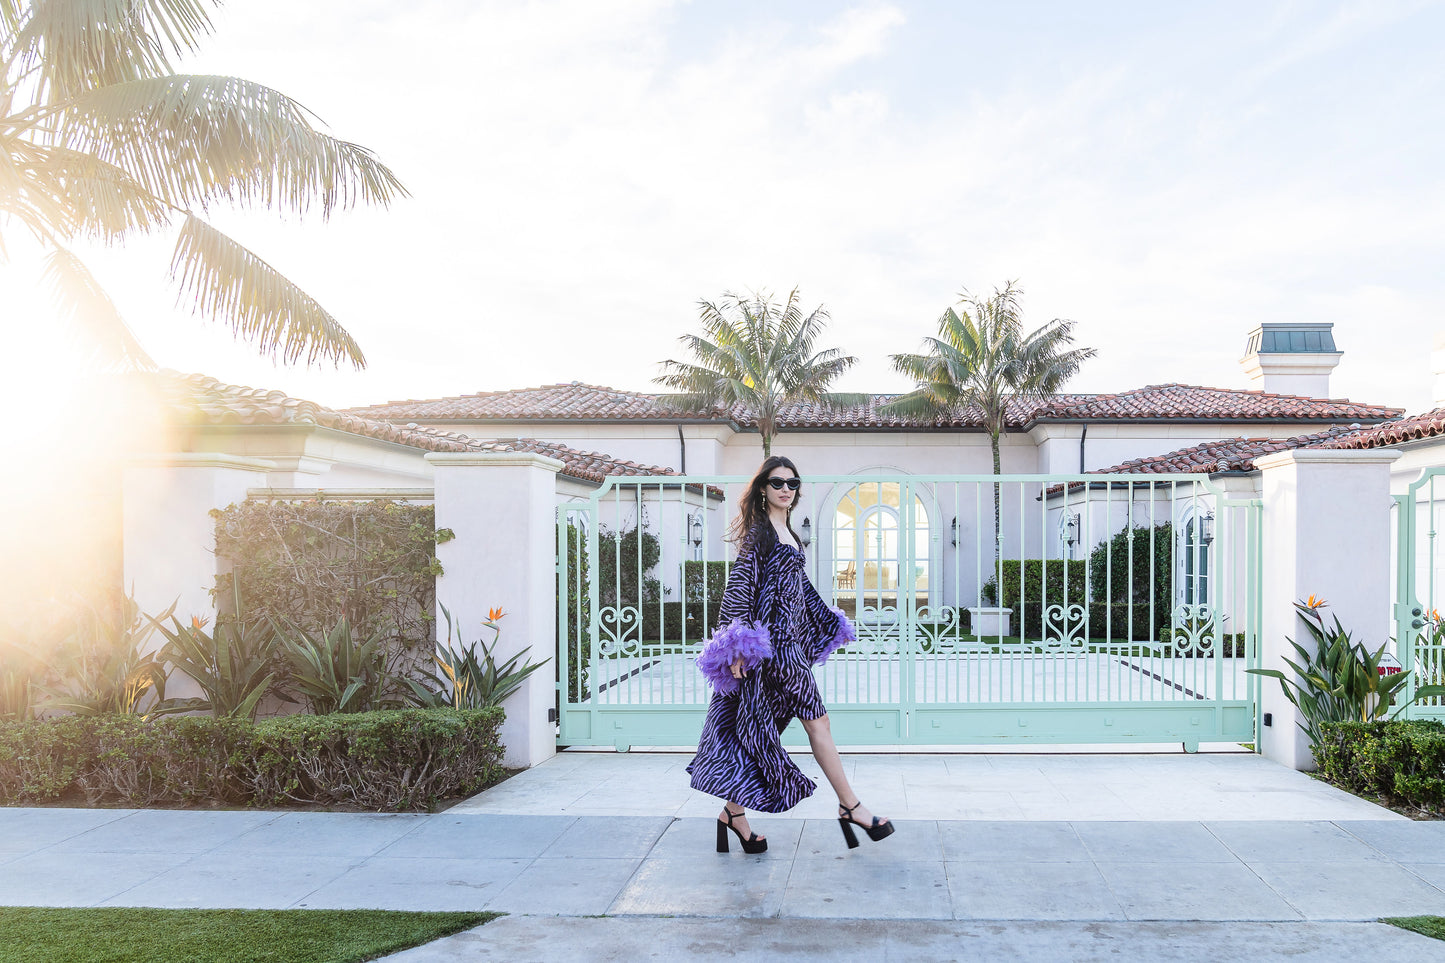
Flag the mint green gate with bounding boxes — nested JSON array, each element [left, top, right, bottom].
[[1397, 468, 1445, 720], [557, 473, 1261, 750]]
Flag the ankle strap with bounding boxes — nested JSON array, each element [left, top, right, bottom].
[[838, 800, 861, 816]]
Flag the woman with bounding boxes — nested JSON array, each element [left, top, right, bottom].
[[687, 455, 895, 854]]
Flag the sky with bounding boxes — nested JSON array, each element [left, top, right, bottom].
[[4, 0, 1445, 414]]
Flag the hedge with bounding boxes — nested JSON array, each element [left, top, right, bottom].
[[0, 708, 505, 812], [1316, 719, 1445, 811], [981, 560, 1088, 640]]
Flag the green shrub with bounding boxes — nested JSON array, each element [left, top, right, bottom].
[[559, 521, 591, 702], [635, 601, 722, 643], [1317, 719, 1445, 810], [236, 709, 506, 810], [1085, 602, 1168, 643], [980, 560, 1088, 640], [683, 561, 728, 602], [0, 716, 79, 801], [1088, 521, 1173, 617], [0, 709, 505, 812], [598, 521, 662, 607], [212, 500, 450, 662]]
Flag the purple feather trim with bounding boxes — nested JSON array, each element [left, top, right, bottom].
[[695, 620, 772, 695], [814, 606, 857, 665]]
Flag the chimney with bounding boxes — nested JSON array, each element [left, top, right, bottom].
[[1240, 323, 1342, 398], [1433, 333, 1445, 411]]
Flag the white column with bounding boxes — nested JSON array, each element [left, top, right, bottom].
[[1255, 449, 1401, 770], [428, 452, 564, 768], [122, 454, 275, 640]]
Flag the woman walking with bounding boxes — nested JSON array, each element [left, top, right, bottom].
[[687, 455, 895, 853]]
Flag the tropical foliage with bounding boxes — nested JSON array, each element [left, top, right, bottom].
[[0, 0, 405, 367], [407, 606, 547, 710], [885, 282, 1096, 542], [37, 596, 172, 717], [275, 618, 400, 715], [147, 577, 280, 721], [1247, 599, 1445, 751], [655, 288, 865, 456]]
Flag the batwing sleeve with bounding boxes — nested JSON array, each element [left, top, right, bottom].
[[800, 577, 856, 666]]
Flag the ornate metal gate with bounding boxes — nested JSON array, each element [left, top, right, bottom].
[[556, 473, 1261, 750], [1397, 467, 1445, 720]]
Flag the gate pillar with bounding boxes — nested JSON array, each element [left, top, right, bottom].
[[1256, 449, 1401, 770], [428, 451, 564, 768]]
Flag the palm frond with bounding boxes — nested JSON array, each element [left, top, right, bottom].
[[16, 142, 169, 240], [13, 0, 216, 99], [170, 214, 365, 368], [55, 74, 407, 216], [42, 245, 156, 370]]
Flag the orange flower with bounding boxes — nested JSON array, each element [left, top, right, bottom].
[[487, 606, 506, 622], [1303, 595, 1328, 610]]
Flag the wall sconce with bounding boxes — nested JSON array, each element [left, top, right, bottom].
[[690, 514, 703, 548], [1200, 510, 1215, 547], [800, 516, 812, 548], [950, 516, 958, 547], [1064, 512, 1080, 547]]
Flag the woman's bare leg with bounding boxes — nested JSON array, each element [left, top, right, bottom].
[[800, 714, 887, 826]]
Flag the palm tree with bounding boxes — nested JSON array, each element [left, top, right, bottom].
[[1, 0, 406, 369], [884, 282, 1096, 546], [655, 288, 865, 458]]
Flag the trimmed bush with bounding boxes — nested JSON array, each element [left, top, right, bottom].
[[0, 708, 504, 812], [981, 560, 1088, 640], [636, 601, 723, 643], [683, 561, 728, 602], [1317, 719, 1445, 811]]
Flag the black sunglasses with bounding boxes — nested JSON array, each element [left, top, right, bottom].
[[766, 477, 801, 490]]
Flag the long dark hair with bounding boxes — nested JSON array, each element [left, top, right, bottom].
[[728, 455, 803, 554]]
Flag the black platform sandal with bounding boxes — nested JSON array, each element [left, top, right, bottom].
[[717, 806, 768, 854], [837, 800, 895, 849]]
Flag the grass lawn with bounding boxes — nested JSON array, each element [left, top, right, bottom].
[[0, 907, 499, 963], [1382, 916, 1445, 941]]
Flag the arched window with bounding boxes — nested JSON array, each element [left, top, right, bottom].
[[1183, 514, 1212, 606], [832, 481, 931, 621]]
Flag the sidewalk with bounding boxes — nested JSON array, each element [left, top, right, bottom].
[[3, 751, 1444, 961]]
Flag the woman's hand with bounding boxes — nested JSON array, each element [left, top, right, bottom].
[[730, 656, 747, 680]]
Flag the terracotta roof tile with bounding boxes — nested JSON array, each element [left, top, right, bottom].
[[1035, 384, 1401, 422], [151, 373, 680, 485], [1092, 426, 1365, 475], [1312, 407, 1445, 451], [346, 382, 712, 422], [346, 382, 1399, 429], [155, 372, 479, 453]]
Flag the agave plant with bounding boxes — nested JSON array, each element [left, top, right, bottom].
[[1248, 599, 1445, 750], [275, 618, 398, 714], [406, 605, 548, 710], [148, 576, 278, 721], [37, 595, 173, 718], [0, 634, 43, 722]]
